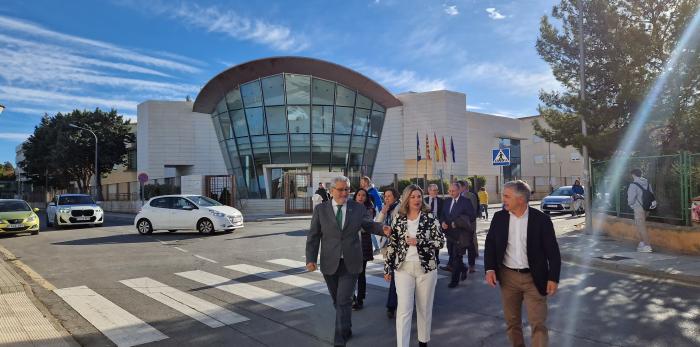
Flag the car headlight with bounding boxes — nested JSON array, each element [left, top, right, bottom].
[[95, 208, 103, 213], [208, 209, 225, 217], [59, 208, 70, 214], [26, 215, 37, 223]]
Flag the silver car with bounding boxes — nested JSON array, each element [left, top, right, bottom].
[[540, 186, 585, 216], [46, 194, 104, 228]]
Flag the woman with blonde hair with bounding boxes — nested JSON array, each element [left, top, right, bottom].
[[383, 185, 445, 347]]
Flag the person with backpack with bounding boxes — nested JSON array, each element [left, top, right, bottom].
[[627, 169, 657, 253]]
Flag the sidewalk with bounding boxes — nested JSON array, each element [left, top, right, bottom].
[[0, 246, 79, 346], [557, 229, 700, 286]]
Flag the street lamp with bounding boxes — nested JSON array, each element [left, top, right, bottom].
[[69, 123, 101, 200]]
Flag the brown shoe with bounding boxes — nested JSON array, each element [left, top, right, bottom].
[[439, 265, 453, 272]]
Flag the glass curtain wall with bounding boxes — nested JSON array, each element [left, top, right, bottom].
[[211, 73, 386, 198]]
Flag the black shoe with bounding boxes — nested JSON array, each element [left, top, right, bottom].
[[343, 330, 353, 341], [439, 265, 452, 272], [448, 282, 458, 288], [387, 309, 395, 319], [419, 342, 428, 347], [460, 271, 467, 281], [352, 299, 363, 310]]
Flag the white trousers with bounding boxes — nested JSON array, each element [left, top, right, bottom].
[[394, 260, 438, 347]]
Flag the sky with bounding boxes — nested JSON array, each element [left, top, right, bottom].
[[0, 0, 561, 164]]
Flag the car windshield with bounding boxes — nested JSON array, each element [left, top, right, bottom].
[[551, 188, 573, 196], [187, 196, 222, 207], [58, 195, 95, 205], [0, 201, 31, 212]]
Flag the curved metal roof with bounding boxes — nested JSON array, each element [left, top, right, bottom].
[[193, 56, 402, 114]]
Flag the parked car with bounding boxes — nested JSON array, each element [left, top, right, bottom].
[[134, 195, 244, 235], [46, 194, 104, 228], [0, 199, 40, 235], [540, 186, 585, 216]]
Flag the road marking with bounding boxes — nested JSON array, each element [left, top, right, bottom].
[[267, 259, 390, 288], [0, 243, 57, 291], [173, 247, 188, 253], [120, 277, 248, 328], [54, 285, 168, 347], [176, 270, 313, 312], [194, 255, 218, 263], [224, 264, 328, 295]]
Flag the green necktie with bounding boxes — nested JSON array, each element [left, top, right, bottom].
[[336, 205, 343, 230]]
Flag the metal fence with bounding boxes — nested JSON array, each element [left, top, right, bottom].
[[591, 152, 698, 226]]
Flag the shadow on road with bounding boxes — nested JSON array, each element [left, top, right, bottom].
[[50, 231, 230, 246], [228, 229, 307, 240]]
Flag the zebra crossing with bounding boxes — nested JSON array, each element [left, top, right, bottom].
[[51, 237, 488, 347]]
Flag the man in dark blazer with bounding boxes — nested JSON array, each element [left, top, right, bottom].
[[425, 184, 444, 265], [441, 182, 475, 288], [484, 180, 561, 347], [306, 176, 388, 346]]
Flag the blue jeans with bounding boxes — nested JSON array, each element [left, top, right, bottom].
[[371, 235, 380, 250]]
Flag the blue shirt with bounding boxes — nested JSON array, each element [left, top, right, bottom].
[[368, 186, 383, 211], [572, 185, 584, 195]]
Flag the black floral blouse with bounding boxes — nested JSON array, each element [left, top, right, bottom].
[[384, 212, 445, 274]]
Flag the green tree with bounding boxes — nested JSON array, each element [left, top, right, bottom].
[[20, 109, 135, 193], [0, 161, 15, 180], [534, 0, 700, 159]]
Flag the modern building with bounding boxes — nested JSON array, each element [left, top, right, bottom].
[[192, 56, 401, 199]]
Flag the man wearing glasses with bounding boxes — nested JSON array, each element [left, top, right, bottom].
[[307, 176, 390, 346]]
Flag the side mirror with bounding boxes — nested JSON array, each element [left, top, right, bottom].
[[48, 202, 55, 207], [183, 205, 195, 211], [33, 208, 40, 212]]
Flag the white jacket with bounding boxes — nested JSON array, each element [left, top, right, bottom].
[[628, 176, 652, 209]]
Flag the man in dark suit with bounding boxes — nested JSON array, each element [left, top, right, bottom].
[[484, 180, 561, 347], [425, 184, 444, 266], [306, 176, 389, 346], [459, 180, 480, 273], [441, 182, 475, 288], [315, 182, 330, 202]]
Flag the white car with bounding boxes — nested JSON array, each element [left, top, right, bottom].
[[134, 195, 244, 235], [46, 194, 104, 228]]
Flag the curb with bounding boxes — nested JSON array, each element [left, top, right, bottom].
[[560, 251, 700, 287]]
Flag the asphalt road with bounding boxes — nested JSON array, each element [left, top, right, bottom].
[[0, 212, 697, 347]]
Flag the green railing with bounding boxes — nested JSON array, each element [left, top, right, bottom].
[[591, 151, 698, 226]]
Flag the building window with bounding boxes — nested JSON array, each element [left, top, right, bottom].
[[571, 151, 581, 161], [534, 155, 544, 165], [126, 149, 136, 170]]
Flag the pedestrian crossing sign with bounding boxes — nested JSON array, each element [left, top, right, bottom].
[[492, 148, 510, 166]]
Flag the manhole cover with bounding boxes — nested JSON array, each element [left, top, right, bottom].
[[596, 255, 632, 261]]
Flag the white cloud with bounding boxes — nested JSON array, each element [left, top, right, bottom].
[[455, 63, 560, 96], [0, 86, 139, 113], [0, 15, 201, 73], [0, 133, 31, 142], [444, 5, 459, 16], [152, 2, 309, 52], [354, 64, 448, 92], [486, 8, 506, 20]]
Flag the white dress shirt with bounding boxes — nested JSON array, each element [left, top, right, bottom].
[[405, 213, 420, 261], [503, 209, 529, 269], [332, 199, 347, 258]]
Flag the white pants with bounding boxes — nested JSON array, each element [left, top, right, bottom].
[[394, 260, 438, 346], [633, 206, 650, 244]]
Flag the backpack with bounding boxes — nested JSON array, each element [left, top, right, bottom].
[[632, 182, 657, 211]]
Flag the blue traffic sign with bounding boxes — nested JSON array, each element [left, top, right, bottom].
[[492, 148, 511, 166]]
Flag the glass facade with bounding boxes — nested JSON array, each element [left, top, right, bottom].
[[211, 73, 387, 198]]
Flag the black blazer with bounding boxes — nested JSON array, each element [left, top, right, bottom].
[[484, 207, 561, 296], [440, 197, 475, 249], [424, 196, 444, 220]]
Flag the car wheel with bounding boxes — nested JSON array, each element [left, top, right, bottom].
[[136, 219, 153, 235], [168, 229, 177, 233], [46, 215, 53, 227], [197, 218, 215, 234], [30, 230, 39, 235]]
